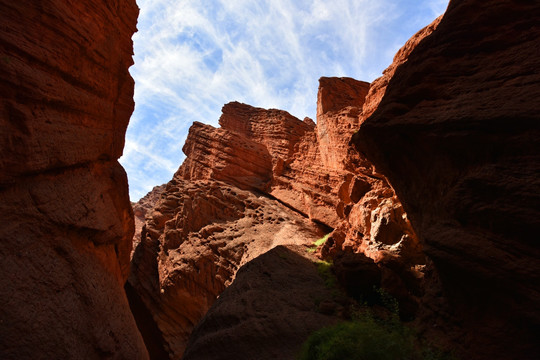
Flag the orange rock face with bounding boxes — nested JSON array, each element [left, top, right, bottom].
[[129, 179, 327, 357], [0, 1, 147, 358], [317, 77, 369, 171], [353, 0, 540, 358], [178, 80, 369, 229], [130, 77, 425, 358]]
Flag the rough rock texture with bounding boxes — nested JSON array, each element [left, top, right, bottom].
[[0, 1, 147, 358], [317, 77, 370, 170], [182, 245, 343, 360], [353, 0, 540, 358], [178, 85, 427, 319], [178, 78, 375, 230], [132, 184, 166, 255], [178, 101, 341, 225], [129, 178, 327, 358], [131, 77, 427, 359], [179, 119, 274, 192], [318, 76, 426, 319]]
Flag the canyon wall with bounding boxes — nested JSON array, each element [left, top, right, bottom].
[[0, 1, 148, 358], [5, 0, 536, 358], [130, 77, 425, 358], [353, 0, 540, 358], [132, 2, 540, 357]]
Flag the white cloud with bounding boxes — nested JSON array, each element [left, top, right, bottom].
[[121, 0, 449, 200]]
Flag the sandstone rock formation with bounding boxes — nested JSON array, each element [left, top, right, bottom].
[[179, 94, 373, 228], [129, 179, 328, 358], [0, 1, 147, 358], [353, 0, 540, 358], [132, 184, 166, 254], [130, 77, 427, 358]]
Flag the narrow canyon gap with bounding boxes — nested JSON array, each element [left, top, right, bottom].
[[1, 0, 539, 359]]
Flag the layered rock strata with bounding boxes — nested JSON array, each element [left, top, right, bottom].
[[131, 77, 426, 358], [353, 0, 540, 358], [0, 1, 147, 358], [178, 85, 375, 228]]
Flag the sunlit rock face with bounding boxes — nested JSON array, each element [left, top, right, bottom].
[[0, 1, 148, 358], [130, 77, 423, 358], [353, 0, 540, 358], [316, 76, 370, 171]]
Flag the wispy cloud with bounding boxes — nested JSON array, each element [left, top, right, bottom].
[[120, 0, 449, 200]]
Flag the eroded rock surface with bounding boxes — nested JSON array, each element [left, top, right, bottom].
[[129, 179, 326, 358], [132, 184, 166, 254], [354, 0, 540, 358], [317, 77, 369, 171], [0, 1, 147, 358], [131, 77, 425, 359]]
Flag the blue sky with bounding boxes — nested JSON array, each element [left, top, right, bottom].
[[120, 0, 448, 201]]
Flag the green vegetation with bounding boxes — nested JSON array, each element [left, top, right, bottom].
[[298, 309, 454, 360], [300, 288, 455, 360], [298, 316, 411, 360], [314, 234, 330, 247], [308, 233, 331, 253], [315, 260, 335, 289]]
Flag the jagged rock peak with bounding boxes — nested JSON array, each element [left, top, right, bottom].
[[317, 76, 370, 117]]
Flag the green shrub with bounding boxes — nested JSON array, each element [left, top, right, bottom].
[[298, 311, 454, 360], [307, 233, 331, 253], [298, 315, 412, 360]]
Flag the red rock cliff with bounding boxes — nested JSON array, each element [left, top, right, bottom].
[[0, 1, 147, 358], [178, 80, 370, 229], [130, 77, 425, 358], [132, 184, 167, 255], [353, 0, 540, 358]]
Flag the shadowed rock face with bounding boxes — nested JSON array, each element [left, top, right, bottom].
[[182, 246, 343, 360], [353, 0, 540, 358], [0, 1, 147, 358]]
